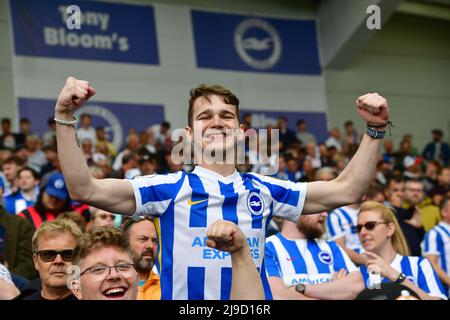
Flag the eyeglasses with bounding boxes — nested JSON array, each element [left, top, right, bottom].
[[34, 249, 75, 262], [80, 263, 135, 277], [355, 221, 389, 233]]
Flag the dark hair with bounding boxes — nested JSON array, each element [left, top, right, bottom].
[[344, 120, 353, 126], [18, 167, 40, 180], [1, 118, 11, 125], [439, 196, 450, 212], [386, 175, 404, 186], [47, 116, 56, 126], [80, 113, 91, 120], [20, 118, 30, 124], [35, 189, 72, 215], [188, 84, 240, 128], [121, 216, 154, 237], [2, 156, 25, 167], [297, 119, 305, 126], [161, 121, 171, 129]]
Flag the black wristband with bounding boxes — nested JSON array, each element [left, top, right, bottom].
[[365, 126, 386, 139], [395, 272, 406, 283]]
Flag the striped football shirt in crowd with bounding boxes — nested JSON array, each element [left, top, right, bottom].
[[326, 206, 363, 253], [421, 221, 450, 297], [265, 233, 357, 286]]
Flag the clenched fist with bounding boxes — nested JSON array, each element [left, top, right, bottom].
[[356, 93, 389, 127], [55, 76, 96, 119], [206, 220, 246, 254]]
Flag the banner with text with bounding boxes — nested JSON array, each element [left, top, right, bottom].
[[10, 0, 159, 64]]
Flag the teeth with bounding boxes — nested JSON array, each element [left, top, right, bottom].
[[105, 288, 124, 295]]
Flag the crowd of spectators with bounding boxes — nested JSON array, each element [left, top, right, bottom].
[[0, 114, 449, 300]]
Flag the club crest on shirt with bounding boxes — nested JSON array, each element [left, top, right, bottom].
[[247, 192, 264, 216], [318, 251, 333, 265]]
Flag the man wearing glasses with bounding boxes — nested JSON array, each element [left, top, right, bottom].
[[25, 219, 82, 300], [69, 227, 139, 300], [69, 222, 264, 300]]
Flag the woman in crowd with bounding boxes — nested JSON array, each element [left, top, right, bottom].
[[298, 201, 447, 300]]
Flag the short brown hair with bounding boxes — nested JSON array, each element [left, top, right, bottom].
[[188, 84, 240, 128], [73, 227, 131, 265], [32, 219, 82, 252]]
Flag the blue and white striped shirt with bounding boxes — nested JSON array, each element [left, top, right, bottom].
[[129, 166, 307, 300], [421, 221, 450, 297], [265, 233, 357, 286], [326, 206, 363, 253], [3, 188, 39, 215], [360, 254, 447, 300]]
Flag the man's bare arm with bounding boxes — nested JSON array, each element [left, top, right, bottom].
[[334, 237, 368, 266], [303, 93, 389, 214], [303, 271, 365, 300], [55, 77, 136, 215]]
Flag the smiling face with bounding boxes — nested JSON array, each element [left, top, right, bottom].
[[73, 246, 138, 300], [33, 231, 77, 291], [187, 95, 243, 158], [357, 210, 395, 254]]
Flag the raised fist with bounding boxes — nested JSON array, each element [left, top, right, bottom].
[[356, 93, 389, 127], [55, 76, 96, 118], [206, 220, 246, 254]]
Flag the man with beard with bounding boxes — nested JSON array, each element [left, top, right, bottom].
[[265, 212, 358, 299], [24, 219, 81, 300], [122, 216, 160, 300]]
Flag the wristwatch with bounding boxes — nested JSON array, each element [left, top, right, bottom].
[[395, 272, 406, 283], [295, 283, 306, 294]]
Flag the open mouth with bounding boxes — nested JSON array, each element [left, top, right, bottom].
[[361, 239, 372, 246], [103, 287, 127, 299]]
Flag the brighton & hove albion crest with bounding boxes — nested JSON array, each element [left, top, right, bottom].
[[318, 251, 333, 265], [247, 192, 264, 216], [234, 18, 282, 70]]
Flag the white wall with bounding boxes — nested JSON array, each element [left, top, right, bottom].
[[1, 0, 449, 153], [0, 0, 16, 126], [325, 13, 450, 151]]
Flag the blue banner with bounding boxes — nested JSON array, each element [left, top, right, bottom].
[[10, 0, 159, 65], [241, 110, 328, 143], [18, 98, 165, 150], [192, 10, 321, 75]]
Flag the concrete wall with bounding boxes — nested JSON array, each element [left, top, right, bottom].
[[325, 13, 450, 151], [0, 0, 16, 126], [1, 0, 449, 152]]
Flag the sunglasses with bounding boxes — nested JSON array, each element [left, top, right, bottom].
[[35, 249, 75, 262], [355, 221, 389, 233]]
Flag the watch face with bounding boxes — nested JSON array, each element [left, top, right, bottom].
[[295, 284, 306, 294]]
